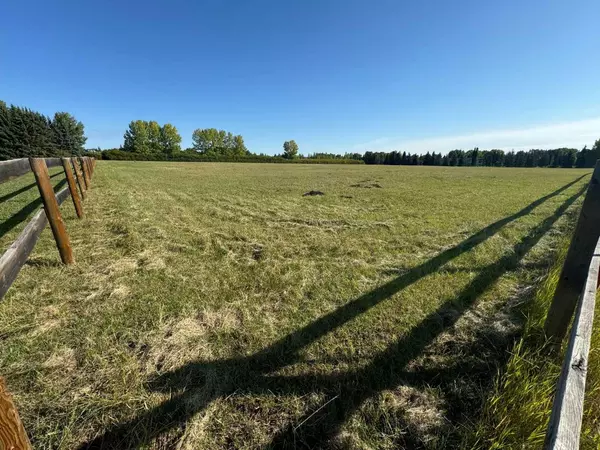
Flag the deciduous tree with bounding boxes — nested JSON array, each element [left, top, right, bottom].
[[147, 121, 162, 154], [160, 124, 182, 155], [123, 120, 150, 154], [283, 140, 299, 159], [192, 128, 248, 156]]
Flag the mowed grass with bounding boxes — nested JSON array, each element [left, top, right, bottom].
[[0, 162, 591, 449], [466, 239, 600, 450]]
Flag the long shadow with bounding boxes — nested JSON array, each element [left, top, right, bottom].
[[267, 183, 586, 448], [0, 178, 67, 239], [78, 177, 587, 449], [0, 171, 63, 204]]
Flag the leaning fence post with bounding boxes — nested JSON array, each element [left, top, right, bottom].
[[544, 161, 600, 342], [29, 158, 74, 265], [0, 377, 32, 450], [71, 158, 86, 199], [83, 157, 90, 179], [61, 158, 83, 218], [80, 157, 91, 188]]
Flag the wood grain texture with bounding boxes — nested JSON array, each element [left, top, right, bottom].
[[545, 161, 600, 341], [0, 159, 31, 184], [544, 238, 600, 450], [29, 158, 74, 265], [0, 209, 46, 300], [61, 158, 83, 218], [0, 377, 31, 450], [80, 157, 91, 188], [83, 157, 89, 179], [71, 158, 86, 199], [85, 157, 93, 178]]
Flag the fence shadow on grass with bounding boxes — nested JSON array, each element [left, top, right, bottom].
[[0, 171, 63, 205], [78, 176, 588, 449], [0, 177, 67, 240]]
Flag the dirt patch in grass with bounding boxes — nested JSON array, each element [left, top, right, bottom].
[[351, 180, 383, 188]]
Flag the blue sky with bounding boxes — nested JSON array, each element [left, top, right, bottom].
[[1, 0, 599, 155]]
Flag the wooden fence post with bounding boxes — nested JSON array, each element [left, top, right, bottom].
[[83, 157, 89, 178], [0, 377, 31, 450], [29, 158, 74, 265], [71, 158, 86, 199], [80, 157, 91, 188], [61, 158, 83, 218], [545, 161, 600, 342]]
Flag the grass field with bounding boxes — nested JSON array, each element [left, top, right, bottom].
[[0, 162, 592, 449]]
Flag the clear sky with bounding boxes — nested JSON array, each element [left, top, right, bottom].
[[1, 0, 599, 155]]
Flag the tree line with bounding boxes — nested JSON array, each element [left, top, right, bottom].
[[123, 120, 182, 155], [0, 100, 87, 160], [2, 102, 598, 168], [119, 119, 600, 168], [363, 143, 600, 168], [112, 129, 364, 163], [122, 122, 249, 157]]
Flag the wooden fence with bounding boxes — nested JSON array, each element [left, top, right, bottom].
[[0, 156, 95, 450], [544, 237, 600, 449], [543, 161, 600, 449]]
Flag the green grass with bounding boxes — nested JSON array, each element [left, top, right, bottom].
[[467, 242, 600, 449], [0, 162, 591, 449]]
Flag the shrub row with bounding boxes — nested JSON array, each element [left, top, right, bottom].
[[100, 149, 364, 164]]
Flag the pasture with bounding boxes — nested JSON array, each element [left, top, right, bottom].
[[0, 162, 591, 449]]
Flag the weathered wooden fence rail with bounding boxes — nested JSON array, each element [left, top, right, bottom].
[[0, 155, 96, 450], [544, 237, 600, 449], [543, 161, 600, 449]]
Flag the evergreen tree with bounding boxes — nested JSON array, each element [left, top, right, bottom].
[[586, 140, 600, 167], [51, 112, 87, 155], [422, 151, 433, 165], [504, 151, 515, 167], [0, 102, 15, 159], [470, 147, 480, 166], [0, 101, 87, 159], [576, 146, 588, 168]]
